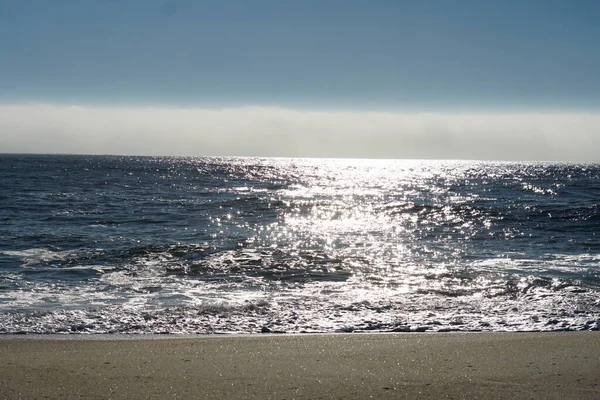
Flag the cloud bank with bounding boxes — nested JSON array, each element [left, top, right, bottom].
[[1, 104, 599, 162]]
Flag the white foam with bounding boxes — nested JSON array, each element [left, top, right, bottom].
[[2, 248, 79, 266]]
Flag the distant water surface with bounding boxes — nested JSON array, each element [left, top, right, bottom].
[[1, 154, 599, 333]]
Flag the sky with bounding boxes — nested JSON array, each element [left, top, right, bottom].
[[1, 0, 599, 161]]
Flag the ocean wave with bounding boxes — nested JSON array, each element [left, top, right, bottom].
[[2, 156, 600, 334]]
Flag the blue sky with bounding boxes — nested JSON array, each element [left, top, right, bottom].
[[2, 0, 599, 109], [1, 1, 599, 160]]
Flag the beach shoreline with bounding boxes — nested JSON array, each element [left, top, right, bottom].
[[1, 332, 599, 399]]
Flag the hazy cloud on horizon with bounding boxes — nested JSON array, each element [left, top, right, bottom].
[[1, 104, 599, 162]]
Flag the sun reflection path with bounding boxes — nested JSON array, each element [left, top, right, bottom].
[[246, 159, 490, 296]]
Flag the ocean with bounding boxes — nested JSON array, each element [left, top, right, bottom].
[[1, 154, 599, 334]]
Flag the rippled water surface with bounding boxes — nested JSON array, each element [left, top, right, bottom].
[[1, 154, 599, 333]]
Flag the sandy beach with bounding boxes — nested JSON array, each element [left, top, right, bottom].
[[0, 332, 598, 399]]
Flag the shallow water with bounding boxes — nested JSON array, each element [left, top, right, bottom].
[[1, 154, 599, 333]]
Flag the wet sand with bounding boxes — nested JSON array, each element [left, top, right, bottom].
[[1, 332, 599, 399]]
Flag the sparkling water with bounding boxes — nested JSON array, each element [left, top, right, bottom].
[[1, 154, 599, 333]]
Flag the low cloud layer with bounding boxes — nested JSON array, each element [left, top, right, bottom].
[[1, 104, 599, 162]]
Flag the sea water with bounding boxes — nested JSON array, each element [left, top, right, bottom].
[[1, 154, 599, 333]]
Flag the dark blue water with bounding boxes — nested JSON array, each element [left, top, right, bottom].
[[1, 154, 599, 333]]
